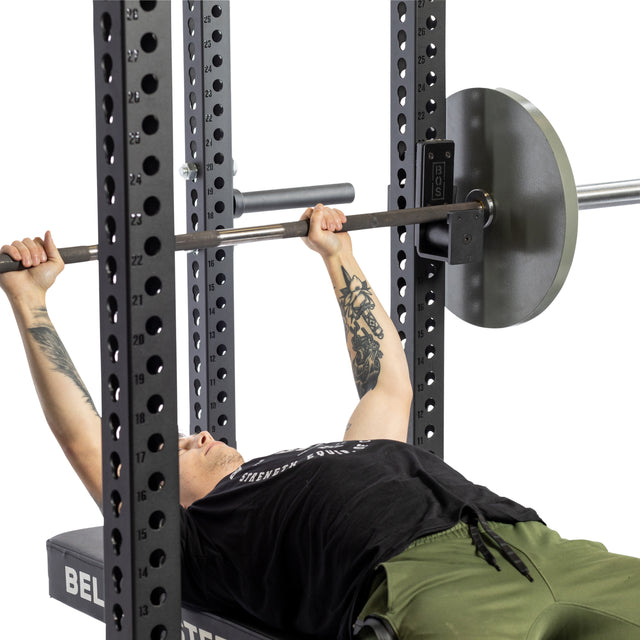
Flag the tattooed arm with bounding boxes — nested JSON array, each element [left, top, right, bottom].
[[302, 205, 412, 442], [0, 233, 103, 509]]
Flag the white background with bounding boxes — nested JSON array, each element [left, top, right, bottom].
[[0, 1, 638, 636]]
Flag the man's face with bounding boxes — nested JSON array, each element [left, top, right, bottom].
[[178, 431, 244, 508]]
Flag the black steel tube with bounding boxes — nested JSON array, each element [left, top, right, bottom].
[[233, 183, 355, 216], [0, 201, 482, 273]]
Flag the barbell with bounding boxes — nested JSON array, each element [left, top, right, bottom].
[[1, 88, 638, 329]]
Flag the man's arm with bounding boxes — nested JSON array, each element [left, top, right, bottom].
[[302, 205, 413, 442], [0, 233, 103, 509]]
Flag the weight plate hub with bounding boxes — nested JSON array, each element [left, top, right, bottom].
[[446, 88, 579, 328]]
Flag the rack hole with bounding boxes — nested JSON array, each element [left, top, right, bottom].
[[151, 626, 168, 640], [149, 549, 166, 569], [111, 529, 122, 556], [142, 114, 159, 135], [103, 136, 115, 165], [141, 74, 158, 94], [100, 12, 112, 41], [427, 43, 437, 58], [147, 355, 164, 375], [426, 372, 436, 386], [150, 587, 167, 607], [146, 315, 163, 335], [149, 511, 166, 530], [102, 95, 114, 124], [427, 15, 437, 30], [147, 395, 164, 414], [104, 176, 116, 205], [148, 433, 164, 453], [144, 236, 161, 256], [112, 604, 123, 631], [110, 452, 121, 479], [145, 276, 162, 296], [109, 413, 121, 441], [140, 32, 158, 53], [148, 472, 165, 492], [143, 156, 160, 176], [144, 196, 160, 216], [101, 54, 113, 83], [107, 335, 119, 363]]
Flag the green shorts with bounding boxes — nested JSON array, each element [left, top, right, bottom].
[[357, 520, 640, 639]]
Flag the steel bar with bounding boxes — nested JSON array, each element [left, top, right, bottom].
[[233, 182, 355, 216], [0, 201, 481, 272], [577, 179, 640, 210]]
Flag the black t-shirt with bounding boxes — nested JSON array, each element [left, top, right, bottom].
[[180, 440, 541, 639]]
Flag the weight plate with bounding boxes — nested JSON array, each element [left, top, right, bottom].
[[446, 88, 579, 328]]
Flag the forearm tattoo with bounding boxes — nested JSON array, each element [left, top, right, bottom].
[[338, 267, 384, 398], [28, 307, 100, 416]]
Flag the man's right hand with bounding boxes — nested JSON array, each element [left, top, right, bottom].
[[0, 231, 64, 307]]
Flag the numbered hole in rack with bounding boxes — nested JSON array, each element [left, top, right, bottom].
[[104, 176, 116, 205], [189, 92, 197, 110], [216, 273, 226, 286], [191, 189, 198, 207], [188, 67, 197, 86], [140, 32, 158, 53], [194, 379, 202, 396], [147, 394, 164, 414], [194, 403, 202, 419], [425, 398, 436, 413], [108, 375, 121, 402], [213, 54, 223, 67], [145, 276, 162, 296], [111, 566, 123, 594], [398, 114, 407, 135], [217, 344, 227, 358], [398, 168, 407, 189], [217, 368, 227, 381], [426, 372, 436, 386], [190, 115, 197, 134], [397, 251, 407, 271], [426, 99, 437, 114], [102, 95, 114, 124], [426, 127, 437, 140], [144, 236, 161, 256], [107, 335, 119, 363], [216, 297, 226, 310], [151, 626, 168, 640], [426, 71, 437, 87], [427, 43, 437, 58], [143, 156, 160, 176], [104, 220, 117, 249], [397, 58, 407, 80], [397, 305, 407, 324], [141, 73, 159, 94], [397, 2, 407, 22], [187, 17, 196, 36], [194, 356, 202, 373], [100, 12, 112, 41], [212, 30, 223, 43], [397, 141, 407, 162], [192, 285, 200, 302], [188, 42, 196, 61], [192, 308, 201, 326], [190, 141, 197, 160], [218, 415, 228, 427], [111, 529, 122, 556], [397, 278, 407, 297], [140, 1, 157, 10], [149, 511, 166, 530], [112, 604, 123, 632], [110, 452, 121, 479], [105, 256, 117, 285], [110, 491, 122, 518], [191, 213, 199, 231], [142, 115, 159, 135], [103, 136, 115, 165], [397, 225, 407, 243], [425, 425, 436, 439], [144, 196, 160, 216], [215, 201, 225, 213], [148, 472, 165, 492], [150, 587, 167, 607], [109, 413, 122, 441], [149, 548, 166, 569], [147, 355, 164, 375], [426, 345, 436, 360], [426, 318, 436, 333], [213, 103, 224, 116], [218, 391, 228, 404], [216, 321, 227, 334], [214, 152, 224, 164], [426, 291, 436, 306], [427, 15, 438, 30], [397, 29, 407, 51], [399, 331, 407, 350], [193, 332, 201, 349], [397, 85, 407, 107], [146, 315, 163, 336], [147, 433, 164, 453], [212, 4, 223, 18], [101, 54, 113, 83], [213, 79, 223, 92], [215, 249, 226, 262], [427, 262, 438, 279]]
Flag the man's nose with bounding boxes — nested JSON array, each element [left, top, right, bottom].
[[196, 431, 214, 448]]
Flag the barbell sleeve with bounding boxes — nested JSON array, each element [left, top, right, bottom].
[[576, 179, 640, 210], [233, 182, 356, 217]]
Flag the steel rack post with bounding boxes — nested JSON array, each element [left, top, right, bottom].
[[94, 2, 181, 639], [390, 0, 447, 457], [183, 1, 237, 445]]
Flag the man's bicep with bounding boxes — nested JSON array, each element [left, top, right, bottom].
[[343, 387, 411, 443]]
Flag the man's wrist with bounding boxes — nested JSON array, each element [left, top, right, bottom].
[[9, 291, 48, 322]]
